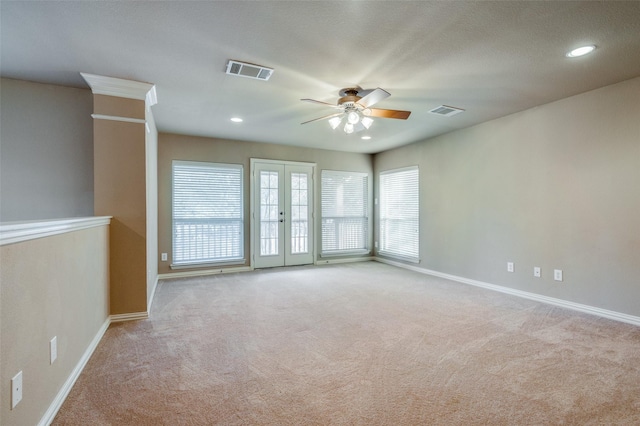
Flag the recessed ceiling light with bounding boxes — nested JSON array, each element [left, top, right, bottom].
[[361, 136, 371, 140], [230, 117, 243, 123], [566, 45, 596, 58]]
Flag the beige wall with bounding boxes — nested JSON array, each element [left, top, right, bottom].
[[93, 96, 148, 315], [94, 94, 146, 120], [373, 76, 640, 317], [0, 78, 94, 221], [0, 224, 110, 426], [158, 133, 373, 274]]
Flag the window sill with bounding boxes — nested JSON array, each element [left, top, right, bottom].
[[320, 249, 370, 257], [170, 259, 246, 270]]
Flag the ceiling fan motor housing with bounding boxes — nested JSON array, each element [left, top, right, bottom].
[[338, 94, 362, 108]]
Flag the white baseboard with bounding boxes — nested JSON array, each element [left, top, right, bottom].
[[38, 317, 111, 426], [158, 265, 253, 280], [374, 257, 640, 327], [110, 311, 149, 323], [315, 256, 374, 265]]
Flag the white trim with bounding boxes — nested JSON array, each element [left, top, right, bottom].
[[320, 169, 370, 257], [110, 312, 149, 323], [146, 85, 158, 107], [171, 161, 245, 267], [158, 265, 253, 280], [378, 166, 420, 263], [249, 158, 317, 269], [315, 256, 374, 265], [80, 72, 155, 101], [147, 276, 159, 315], [38, 318, 111, 426], [0, 216, 112, 246], [170, 259, 246, 269], [379, 164, 419, 176], [374, 257, 640, 327], [321, 249, 371, 257], [250, 158, 317, 167], [91, 114, 146, 124]]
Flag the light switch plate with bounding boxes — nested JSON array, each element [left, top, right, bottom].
[[554, 269, 563, 281], [507, 262, 514, 272], [534, 267, 541, 278]]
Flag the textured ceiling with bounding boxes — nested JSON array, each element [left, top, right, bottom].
[[2, 1, 640, 154]]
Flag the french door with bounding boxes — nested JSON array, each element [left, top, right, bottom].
[[252, 160, 314, 268]]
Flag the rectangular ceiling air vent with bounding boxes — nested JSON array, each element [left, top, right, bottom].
[[225, 60, 273, 81], [428, 105, 465, 117]]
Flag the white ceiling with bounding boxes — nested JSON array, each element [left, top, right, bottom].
[[2, 1, 640, 154]]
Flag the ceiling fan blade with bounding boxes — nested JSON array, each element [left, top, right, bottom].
[[356, 88, 390, 109], [301, 112, 343, 125], [301, 98, 341, 108], [367, 108, 411, 120]]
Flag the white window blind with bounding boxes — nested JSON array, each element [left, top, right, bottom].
[[379, 166, 419, 262], [321, 170, 369, 255], [172, 161, 243, 266]]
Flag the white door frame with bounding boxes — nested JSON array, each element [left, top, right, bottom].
[[250, 158, 316, 268]]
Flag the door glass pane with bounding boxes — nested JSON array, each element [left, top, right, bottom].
[[290, 172, 308, 254], [260, 171, 279, 256]]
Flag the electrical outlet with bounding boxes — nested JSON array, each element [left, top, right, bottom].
[[507, 262, 514, 272], [50, 336, 57, 364], [161, 253, 168, 262], [11, 371, 23, 409], [534, 267, 541, 278], [374, 241, 378, 248], [554, 269, 563, 281]]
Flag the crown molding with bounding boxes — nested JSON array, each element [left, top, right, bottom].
[[80, 72, 156, 105]]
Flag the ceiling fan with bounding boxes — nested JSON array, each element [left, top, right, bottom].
[[301, 87, 411, 134]]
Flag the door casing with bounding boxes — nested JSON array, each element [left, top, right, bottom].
[[250, 159, 316, 268]]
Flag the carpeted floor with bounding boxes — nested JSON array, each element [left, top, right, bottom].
[[54, 262, 640, 425]]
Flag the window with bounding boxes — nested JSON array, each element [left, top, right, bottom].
[[379, 166, 419, 262], [172, 161, 243, 266], [321, 170, 369, 255]]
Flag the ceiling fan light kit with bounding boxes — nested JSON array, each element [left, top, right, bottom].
[[301, 87, 411, 134], [328, 116, 342, 129]]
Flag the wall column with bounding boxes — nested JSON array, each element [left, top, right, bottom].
[[81, 73, 157, 317]]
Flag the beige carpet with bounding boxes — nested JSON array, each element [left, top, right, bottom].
[[54, 262, 640, 425]]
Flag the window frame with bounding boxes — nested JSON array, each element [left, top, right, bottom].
[[378, 166, 419, 263], [321, 169, 370, 256], [171, 160, 244, 268]]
